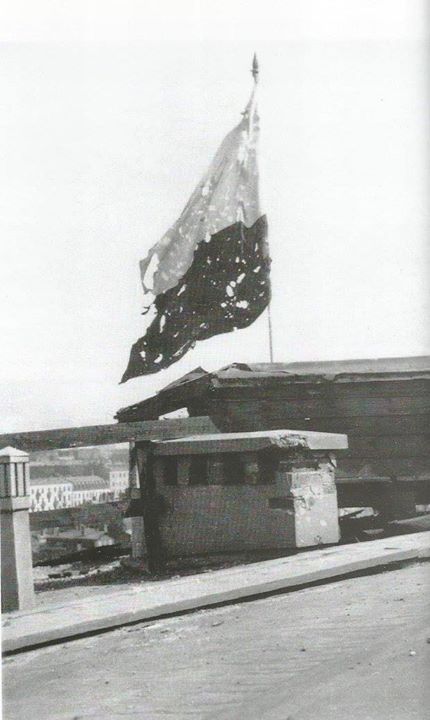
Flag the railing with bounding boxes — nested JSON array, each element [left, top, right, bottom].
[[0, 415, 216, 612], [1, 414, 429, 612], [0, 416, 217, 452]]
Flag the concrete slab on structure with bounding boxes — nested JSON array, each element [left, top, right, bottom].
[[2, 531, 430, 654], [152, 428, 348, 454]]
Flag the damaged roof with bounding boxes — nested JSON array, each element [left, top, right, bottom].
[[215, 356, 430, 379], [115, 355, 430, 423]]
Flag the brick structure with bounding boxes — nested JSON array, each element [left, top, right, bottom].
[[109, 466, 129, 500], [137, 429, 347, 565]]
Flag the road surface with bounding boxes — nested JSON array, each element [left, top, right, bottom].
[[3, 562, 430, 719]]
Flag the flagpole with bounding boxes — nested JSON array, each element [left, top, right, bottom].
[[252, 53, 274, 363], [267, 300, 274, 363]]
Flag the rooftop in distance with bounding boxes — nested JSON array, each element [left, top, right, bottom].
[[116, 355, 430, 423]]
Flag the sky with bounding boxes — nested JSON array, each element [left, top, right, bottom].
[[1, 0, 429, 432]]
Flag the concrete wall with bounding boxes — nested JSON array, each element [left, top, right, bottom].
[[153, 455, 339, 557]]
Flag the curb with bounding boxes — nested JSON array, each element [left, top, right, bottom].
[[3, 532, 430, 654]]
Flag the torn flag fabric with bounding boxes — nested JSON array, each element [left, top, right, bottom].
[[121, 82, 270, 383]]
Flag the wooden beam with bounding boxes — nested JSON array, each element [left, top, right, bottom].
[[209, 396, 430, 417], [212, 379, 430, 400], [257, 414, 429, 437], [0, 417, 218, 453], [136, 443, 162, 572]]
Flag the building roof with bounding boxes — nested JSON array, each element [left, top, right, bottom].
[[153, 429, 348, 455], [29, 475, 108, 491], [215, 356, 430, 379], [68, 476, 109, 491], [116, 356, 430, 423], [44, 528, 112, 541], [30, 477, 74, 487], [0, 446, 28, 456]]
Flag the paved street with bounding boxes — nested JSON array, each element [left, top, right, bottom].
[[3, 563, 430, 720]]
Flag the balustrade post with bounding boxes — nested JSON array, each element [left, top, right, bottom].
[[0, 447, 35, 612]]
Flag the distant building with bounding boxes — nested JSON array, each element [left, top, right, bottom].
[[109, 467, 129, 500], [42, 527, 115, 552], [69, 476, 112, 506], [30, 478, 74, 512], [29, 475, 112, 512]]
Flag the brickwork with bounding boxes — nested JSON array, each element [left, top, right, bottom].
[[150, 447, 340, 558]]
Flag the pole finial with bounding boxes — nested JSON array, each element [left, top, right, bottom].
[[251, 53, 259, 83]]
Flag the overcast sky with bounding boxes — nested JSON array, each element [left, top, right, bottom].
[[1, 0, 429, 432]]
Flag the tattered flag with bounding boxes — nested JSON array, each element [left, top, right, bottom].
[[121, 80, 270, 382]]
